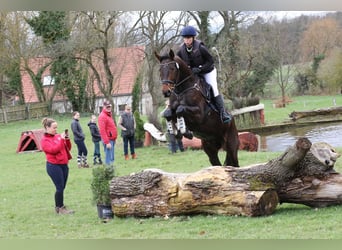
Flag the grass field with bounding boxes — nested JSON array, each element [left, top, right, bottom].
[[0, 95, 341, 239]]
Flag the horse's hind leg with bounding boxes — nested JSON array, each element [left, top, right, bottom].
[[202, 140, 222, 166]]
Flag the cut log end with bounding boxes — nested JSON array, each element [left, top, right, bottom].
[[251, 190, 279, 216]]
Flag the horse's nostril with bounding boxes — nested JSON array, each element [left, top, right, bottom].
[[325, 160, 330, 165], [163, 91, 171, 98]]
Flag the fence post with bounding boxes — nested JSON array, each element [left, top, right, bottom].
[[3, 107, 8, 124], [25, 104, 29, 120]]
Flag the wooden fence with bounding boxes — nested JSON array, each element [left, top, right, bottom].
[[0, 103, 49, 123], [231, 103, 265, 130]]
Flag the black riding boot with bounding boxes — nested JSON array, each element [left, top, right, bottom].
[[214, 95, 232, 124]]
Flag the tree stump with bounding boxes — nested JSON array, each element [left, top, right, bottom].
[[110, 137, 340, 217]]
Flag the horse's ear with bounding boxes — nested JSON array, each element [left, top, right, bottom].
[[169, 49, 175, 59], [154, 51, 161, 61]]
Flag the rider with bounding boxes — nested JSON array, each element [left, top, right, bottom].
[[177, 25, 232, 124]]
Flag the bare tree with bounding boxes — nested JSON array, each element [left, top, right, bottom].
[[134, 11, 186, 126], [70, 11, 125, 113], [300, 18, 341, 63], [0, 12, 50, 105], [269, 19, 300, 106]]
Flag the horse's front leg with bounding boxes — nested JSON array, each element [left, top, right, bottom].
[[176, 105, 201, 120], [175, 105, 200, 136], [163, 107, 177, 134], [202, 140, 222, 166]]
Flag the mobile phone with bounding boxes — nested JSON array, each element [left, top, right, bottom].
[[65, 129, 68, 134]]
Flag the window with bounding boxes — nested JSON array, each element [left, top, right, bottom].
[[43, 76, 55, 86]]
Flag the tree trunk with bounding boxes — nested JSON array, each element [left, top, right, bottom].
[[110, 138, 341, 217], [289, 106, 342, 121]]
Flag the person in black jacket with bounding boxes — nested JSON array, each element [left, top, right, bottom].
[[71, 111, 89, 168], [118, 105, 137, 160], [177, 25, 232, 124], [88, 115, 103, 165]]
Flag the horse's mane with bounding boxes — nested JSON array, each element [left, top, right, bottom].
[[159, 53, 171, 61], [159, 50, 192, 75], [159, 51, 186, 66]]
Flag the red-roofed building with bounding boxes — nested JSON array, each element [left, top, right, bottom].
[[21, 45, 152, 115]]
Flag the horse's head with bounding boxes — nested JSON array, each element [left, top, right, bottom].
[[155, 49, 192, 98]]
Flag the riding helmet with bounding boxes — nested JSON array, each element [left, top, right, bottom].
[[180, 26, 197, 37]]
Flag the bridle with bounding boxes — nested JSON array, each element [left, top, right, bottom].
[[159, 60, 192, 90]]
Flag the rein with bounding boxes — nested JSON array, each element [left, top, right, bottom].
[[172, 81, 204, 102]]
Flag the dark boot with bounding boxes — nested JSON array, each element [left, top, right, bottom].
[[214, 95, 232, 124], [98, 158, 103, 165]]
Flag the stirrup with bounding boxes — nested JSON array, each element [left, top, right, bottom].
[[221, 112, 232, 124]]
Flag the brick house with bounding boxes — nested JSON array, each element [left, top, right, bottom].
[[21, 45, 152, 115]]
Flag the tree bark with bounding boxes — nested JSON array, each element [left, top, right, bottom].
[[110, 137, 341, 217]]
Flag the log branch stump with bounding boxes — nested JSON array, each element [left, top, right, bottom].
[[110, 137, 341, 217]]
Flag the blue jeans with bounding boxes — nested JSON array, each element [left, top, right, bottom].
[[169, 133, 184, 153], [123, 135, 135, 155], [46, 162, 69, 208], [93, 141, 101, 158], [74, 139, 88, 157], [102, 140, 115, 166]]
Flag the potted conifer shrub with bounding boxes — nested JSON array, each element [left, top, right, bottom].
[[91, 164, 115, 219]]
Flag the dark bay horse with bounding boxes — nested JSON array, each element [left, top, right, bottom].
[[155, 49, 240, 167]]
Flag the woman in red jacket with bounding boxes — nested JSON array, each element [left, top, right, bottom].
[[41, 117, 74, 215]]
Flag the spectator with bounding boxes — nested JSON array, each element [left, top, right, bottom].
[[168, 133, 185, 154], [118, 104, 137, 160], [40, 117, 74, 214], [98, 100, 118, 167], [71, 111, 89, 168], [87, 114, 103, 165]]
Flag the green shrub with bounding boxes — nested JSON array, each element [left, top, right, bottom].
[[91, 164, 115, 205], [134, 110, 145, 143]]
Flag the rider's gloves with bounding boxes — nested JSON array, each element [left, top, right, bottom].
[[192, 67, 201, 74]]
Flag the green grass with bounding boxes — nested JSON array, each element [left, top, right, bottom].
[[0, 95, 342, 239], [261, 94, 342, 124]]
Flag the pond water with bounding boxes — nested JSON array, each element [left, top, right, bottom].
[[259, 122, 342, 152]]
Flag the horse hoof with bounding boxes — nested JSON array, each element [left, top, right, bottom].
[[183, 132, 193, 139]]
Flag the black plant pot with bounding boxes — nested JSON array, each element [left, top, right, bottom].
[[97, 204, 114, 219], [135, 140, 143, 148]]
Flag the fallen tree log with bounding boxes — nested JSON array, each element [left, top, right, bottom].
[[289, 106, 342, 121], [110, 138, 341, 217]]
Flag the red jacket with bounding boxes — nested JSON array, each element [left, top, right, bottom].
[[98, 108, 118, 144], [41, 133, 72, 164]]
